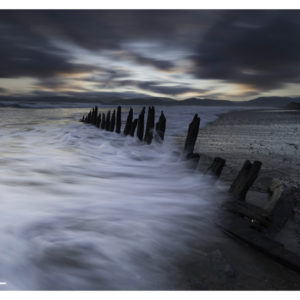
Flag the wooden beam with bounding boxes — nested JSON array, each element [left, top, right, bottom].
[[229, 160, 262, 201]]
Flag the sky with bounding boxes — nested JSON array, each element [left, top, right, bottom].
[[1, 10, 300, 101]]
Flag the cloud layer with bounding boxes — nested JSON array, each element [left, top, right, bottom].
[[1, 10, 300, 100]]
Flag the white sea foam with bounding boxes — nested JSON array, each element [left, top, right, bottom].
[[0, 105, 247, 290]]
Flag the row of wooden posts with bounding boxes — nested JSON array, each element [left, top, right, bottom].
[[79, 105, 299, 272], [80, 105, 292, 236], [80, 106, 166, 144], [80, 105, 262, 203], [182, 112, 262, 201], [178, 111, 299, 273]]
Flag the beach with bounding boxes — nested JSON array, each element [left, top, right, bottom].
[[0, 104, 300, 290], [196, 108, 300, 189]]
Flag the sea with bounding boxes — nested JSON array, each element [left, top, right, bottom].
[[0, 102, 250, 289]]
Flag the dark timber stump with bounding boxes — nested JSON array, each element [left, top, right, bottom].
[[109, 110, 116, 132], [96, 113, 102, 128], [264, 179, 295, 233], [90, 107, 95, 124], [144, 106, 155, 144], [130, 119, 138, 137], [92, 106, 98, 125], [183, 114, 200, 157], [87, 111, 92, 123], [186, 153, 200, 169], [89, 108, 94, 124], [207, 157, 226, 177], [101, 113, 106, 129], [105, 111, 111, 131], [116, 106, 121, 134], [123, 108, 133, 136], [155, 111, 166, 142], [137, 107, 145, 141], [229, 160, 262, 201]]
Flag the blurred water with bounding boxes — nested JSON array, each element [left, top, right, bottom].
[[0, 104, 245, 290]]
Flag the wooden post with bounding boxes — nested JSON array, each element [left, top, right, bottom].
[[206, 157, 226, 177], [264, 179, 295, 233], [229, 160, 262, 201], [87, 111, 92, 123], [116, 106, 122, 134], [96, 113, 102, 128], [88, 108, 92, 123], [137, 107, 145, 141], [91, 107, 95, 124], [105, 110, 111, 131], [101, 113, 106, 129], [186, 153, 200, 169], [109, 110, 116, 132], [92, 106, 98, 125], [130, 119, 138, 137], [183, 114, 200, 156], [155, 111, 166, 142], [144, 106, 155, 144], [123, 107, 133, 136]]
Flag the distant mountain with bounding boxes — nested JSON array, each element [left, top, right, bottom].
[[180, 96, 300, 107], [243, 96, 300, 107], [1, 94, 300, 107], [284, 101, 300, 110], [100, 97, 175, 106], [111, 96, 300, 107], [178, 98, 239, 106]]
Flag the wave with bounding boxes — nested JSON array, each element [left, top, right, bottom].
[[0, 105, 247, 289]]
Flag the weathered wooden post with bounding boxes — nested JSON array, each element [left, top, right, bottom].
[[206, 157, 226, 177], [109, 110, 116, 132], [116, 106, 122, 134], [90, 107, 95, 124], [264, 179, 295, 233], [229, 160, 262, 201], [155, 111, 166, 142], [105, 111, 111, 131], [96, 113, 102, 128], [186, 153, 201, 169], [123, 107, 133, 136], [130, 119, 138, 137], [87, 111, 92, 123], [91, 107, 94, 124], [144, 106, 155, 144], [137, 107, 145, 141], [101, 113, 106, 129], [92, 106, 98, 125], [183, 114, 200, 157], [88, 109, 92, 123]]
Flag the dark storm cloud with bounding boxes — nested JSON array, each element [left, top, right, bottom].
[[2, 10, 300, 96], [0, 10, 214, 49], [0, 20, 99, 79], [0, 10, 194, 80], [192, 10, 300, 90]]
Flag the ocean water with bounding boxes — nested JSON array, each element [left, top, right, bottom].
[[0, 104, 247, 290]]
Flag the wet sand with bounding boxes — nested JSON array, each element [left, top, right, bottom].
[[176, 108, 300, 290], [197, 108, 300, 188]]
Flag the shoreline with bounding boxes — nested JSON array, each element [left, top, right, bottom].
[[191, 108, 300, 271], [196, 108, 300, 189]]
